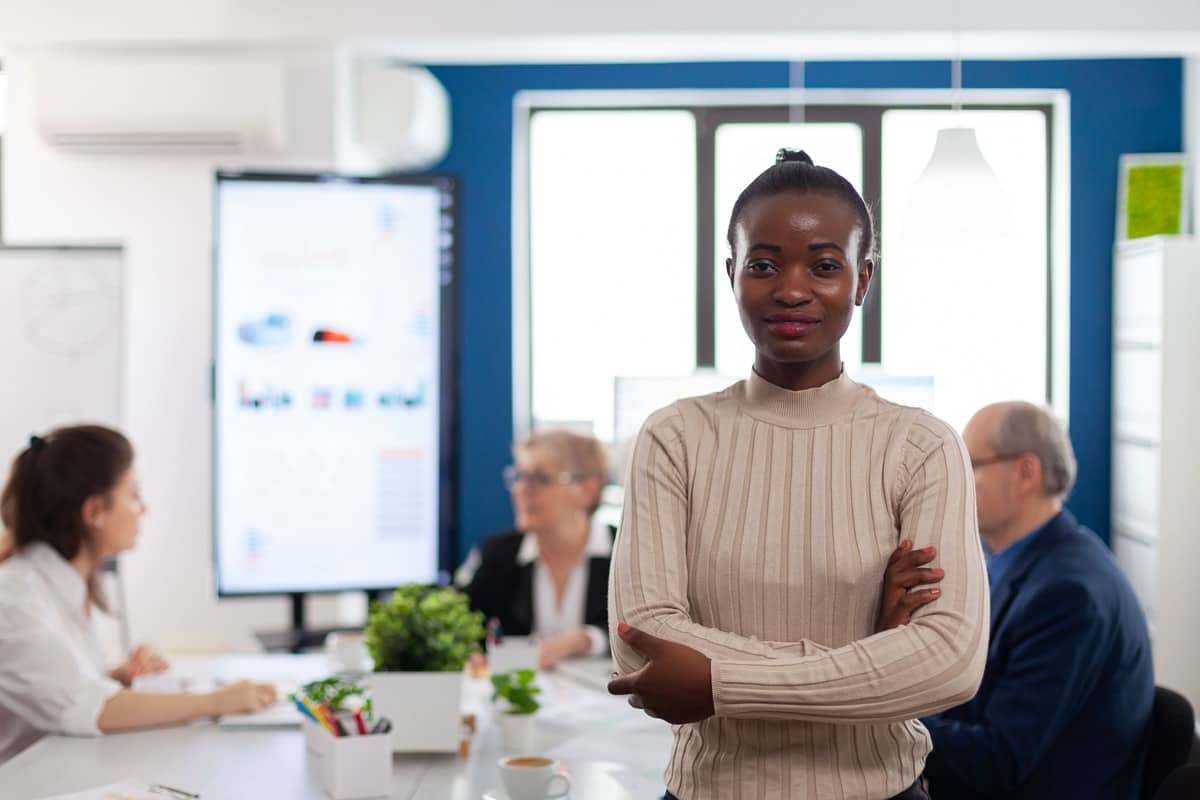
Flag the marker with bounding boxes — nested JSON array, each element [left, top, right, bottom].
[[287, 694, 319, 724], [298, 695, 334, 735], [353, 710, 368, 736], [321, 704, 346, 737]]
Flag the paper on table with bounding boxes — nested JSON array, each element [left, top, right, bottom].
[[217, 700, 303, 728], [553, 657, 616, 691], [36, 778, 193, 800], [130, 674, 193, 694]]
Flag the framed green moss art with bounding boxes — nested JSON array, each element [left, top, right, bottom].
[[1117, 153, 1190, 241]]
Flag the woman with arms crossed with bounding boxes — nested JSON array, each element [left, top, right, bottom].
[[608, 150, 988, 799], [0, 426, 277, 763]]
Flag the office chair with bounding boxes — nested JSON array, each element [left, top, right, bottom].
[[1142, 686, 1196, 800], [1154, 764, 1200, 800]]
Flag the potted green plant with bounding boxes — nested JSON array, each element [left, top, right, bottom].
[[490, 669, 542, 753], [363, 584, 485, 752]]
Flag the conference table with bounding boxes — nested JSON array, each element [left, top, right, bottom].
[[0, 654, 674, 799]]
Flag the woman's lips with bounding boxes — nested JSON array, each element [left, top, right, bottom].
[[765, 319, 819, 337]]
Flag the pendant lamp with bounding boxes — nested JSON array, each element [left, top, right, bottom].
[[906, 57, 1010, 240]]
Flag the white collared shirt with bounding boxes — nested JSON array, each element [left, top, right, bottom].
[[456, 517, 613, 656], [0, 542, 123, 763]]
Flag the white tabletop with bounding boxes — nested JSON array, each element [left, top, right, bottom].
[[0, 654, 673, 800]]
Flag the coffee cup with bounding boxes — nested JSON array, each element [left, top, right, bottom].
[[497, 756, 571, 800], [324, 631, 371, 673]]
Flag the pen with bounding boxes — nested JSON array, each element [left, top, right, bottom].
[[150, 785, 200, 799], [353, 710, 368, 735], [370, 717, 392, 735]]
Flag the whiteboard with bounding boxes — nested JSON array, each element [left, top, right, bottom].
[[0, 246, 125, 460]]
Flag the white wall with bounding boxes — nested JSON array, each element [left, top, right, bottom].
[[0, 49, 358, 652], [1188, 56, 1200, 236]]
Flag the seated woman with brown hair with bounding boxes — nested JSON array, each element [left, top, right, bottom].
[[456, 430, 613, 670], [0, 425, 277, 763]]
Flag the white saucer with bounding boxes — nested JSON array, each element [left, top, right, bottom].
[[482, 786, 570, 800]]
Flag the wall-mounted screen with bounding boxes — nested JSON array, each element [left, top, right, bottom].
[[212, 171, 456, 595]]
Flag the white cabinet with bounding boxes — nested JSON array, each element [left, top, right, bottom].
[[1111, 236, 1200, 712]]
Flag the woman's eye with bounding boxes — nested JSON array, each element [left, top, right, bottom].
[[815, 261, 843, 273], [745, 261, 775, 273]]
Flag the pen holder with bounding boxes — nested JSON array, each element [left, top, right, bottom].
[[304, 716, 330, 756], [322, 731, 391, 799]]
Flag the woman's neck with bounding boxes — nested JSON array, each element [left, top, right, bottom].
[[69, 547, 100, 584], [536, 515, 590, 570], [754, 349, 842, 391]]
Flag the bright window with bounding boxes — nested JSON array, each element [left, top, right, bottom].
[[528, 110, 697, 441], [880, 109, 1048, 431]]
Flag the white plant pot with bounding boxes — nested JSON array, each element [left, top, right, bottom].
[[362, 670, 463, 753], [496, 711, 537, 754]]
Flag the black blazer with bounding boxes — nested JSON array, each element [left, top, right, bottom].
[[458, 528, 615, 638]]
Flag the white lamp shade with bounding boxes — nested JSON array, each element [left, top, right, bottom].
[[906, 127, 1010, 240]]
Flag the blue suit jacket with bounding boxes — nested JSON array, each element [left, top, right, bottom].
[[922, 511, 1154, 799]]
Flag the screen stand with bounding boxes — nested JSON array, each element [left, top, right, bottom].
[[254, 591, 383, 653]]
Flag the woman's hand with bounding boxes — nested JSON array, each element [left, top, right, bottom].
[[875, 540, 945, 633], [111, 644, 170, 686], [608, 624, 714, 724], [538, 630, 592, 670], [207, 680, 278, 717]]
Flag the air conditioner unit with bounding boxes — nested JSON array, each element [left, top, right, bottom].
[[32, 52, 286, 154]]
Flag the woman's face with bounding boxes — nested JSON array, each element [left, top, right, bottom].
[[85, 467, 147, 559], [726, 191, 873, 383], [509, 448, 591, 535]]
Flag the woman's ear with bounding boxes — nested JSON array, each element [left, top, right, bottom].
[[80, 494, 108, 533], [855, 259, 876, 306]]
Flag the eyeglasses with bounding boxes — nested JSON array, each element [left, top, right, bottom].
[[970, 453, 1025, 470], [502, 465, 578, 491]]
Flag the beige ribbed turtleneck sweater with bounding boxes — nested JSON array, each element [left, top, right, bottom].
[[609, 370, 989, 800]]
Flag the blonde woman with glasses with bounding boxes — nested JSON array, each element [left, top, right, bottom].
[[455, 430, 613, 670]]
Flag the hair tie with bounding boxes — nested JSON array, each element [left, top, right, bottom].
[[28, 434, 46, 451], [775, 148, 815, 166]]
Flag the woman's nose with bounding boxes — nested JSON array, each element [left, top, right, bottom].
[[773, 267, 814, 305]]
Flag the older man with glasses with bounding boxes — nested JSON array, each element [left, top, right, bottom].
[[916, 402, 1154, 799]]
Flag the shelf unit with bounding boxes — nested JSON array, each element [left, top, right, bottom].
[[1111, 235, 1200, 713]]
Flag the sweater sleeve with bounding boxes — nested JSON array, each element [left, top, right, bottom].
[[609, 408, 825, 672], [710, 415, 990, 723]]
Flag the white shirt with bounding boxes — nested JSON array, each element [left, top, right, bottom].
[[456, 517, 614, 656], [0, 543, 123, 763]]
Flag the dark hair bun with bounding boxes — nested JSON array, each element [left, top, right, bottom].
[[775, 148, 814, 166]]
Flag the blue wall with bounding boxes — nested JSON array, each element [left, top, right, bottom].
[[430, 59, 1183, 559]]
